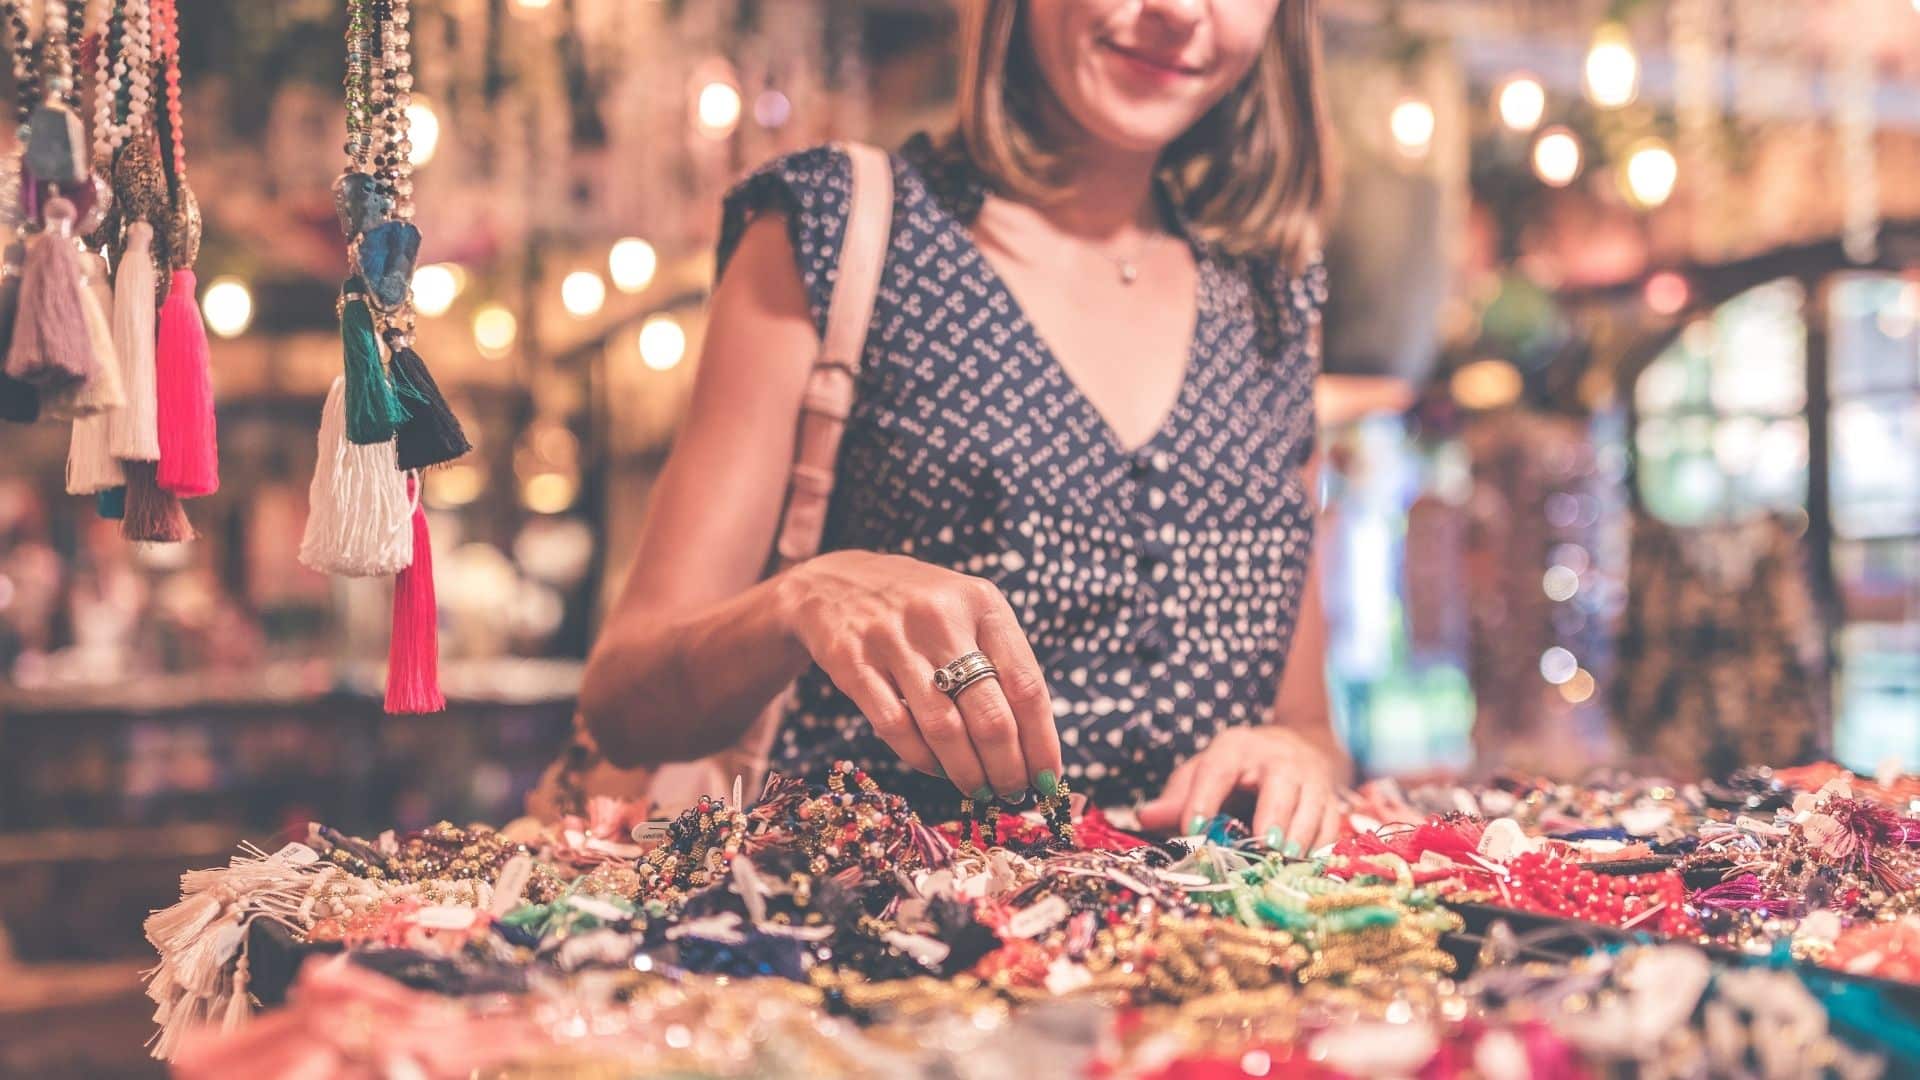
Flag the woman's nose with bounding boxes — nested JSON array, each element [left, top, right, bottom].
[[1138, 0, 1205, 34]]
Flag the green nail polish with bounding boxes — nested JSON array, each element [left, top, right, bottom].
[[1036, 769, 1059, 798], [1264, 826, 1285, 850], [1283, 840, 1303, 859], [1187, 814, 1208, 835], [972, 786, 994, 803]]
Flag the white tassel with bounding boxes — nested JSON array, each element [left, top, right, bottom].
[[62, 249, 127, 490], [143, 889, 223, 955], [299, 376, 414, 577], [109, 222, 160, 462], [42, 252, 125, 420], [66, 411, 124, 492], [220, 950, 251, 1032]]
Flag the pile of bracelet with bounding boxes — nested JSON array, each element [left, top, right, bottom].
[[145, 763, 1920, 1080]]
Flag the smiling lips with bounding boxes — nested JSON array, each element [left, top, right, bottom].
[[1100, 39, 1207, 80]]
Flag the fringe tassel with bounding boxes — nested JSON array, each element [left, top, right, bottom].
[[110, 221, 161, 461], [385, 482, 445, 714], [298, 376, 413, 577], [155, 268, 219, 497], [97, 484, 126, 519], [122, 460, 196, 543], [52, 252, 128, 444], [389, 337, 471, 469], [341, 287, 408, 445], [4, 199, 95, 389]]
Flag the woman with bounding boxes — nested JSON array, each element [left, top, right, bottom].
[[580, 0, 1347, 850]]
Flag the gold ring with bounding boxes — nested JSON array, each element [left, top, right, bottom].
[[932, 650, 998, 699]]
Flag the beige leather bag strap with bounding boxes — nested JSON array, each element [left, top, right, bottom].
[[774, 141, 893, 567]]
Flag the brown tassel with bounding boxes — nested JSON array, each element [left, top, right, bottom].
[[122, 460, 195, 543], [4, 198, 95, 389]]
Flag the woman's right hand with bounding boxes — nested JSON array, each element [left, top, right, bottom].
[[776, 549, 1062, 799]]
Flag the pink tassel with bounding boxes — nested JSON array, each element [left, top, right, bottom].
[[384, 483, 445, 714], [155, 268, 218, 497], [4, 198, 95, 389]]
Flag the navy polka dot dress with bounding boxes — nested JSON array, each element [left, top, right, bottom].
[[715, 132, 1325, 809]]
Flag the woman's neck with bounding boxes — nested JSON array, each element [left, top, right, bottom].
[[1020, 101, 1165, 241]]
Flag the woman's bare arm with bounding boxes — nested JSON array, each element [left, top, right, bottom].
[[578, 215, 820, 767], [578, 213, 1063, 795]]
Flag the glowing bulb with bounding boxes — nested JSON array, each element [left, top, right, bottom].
[[638, 314, 686, 372], [522, 472, 577, 514], [411, 263, 461, 317], [1558, 668, 1596, 704], [1584, 24, 1639, 108], [201, 277, 253, 338], [608, 238, 657, 293], [1450, 358, 1523, 410], [1644, 271, 1689, 316], [473, 304, 518, 358], [1532, 126, 1582, 187], [1388, 98, 1435, 156], [510, 0, 553, 11], [405, 99, 440, 166], [753, 89, 791, 128], [695, 80, 742, 138], [1539, 647, 1578, 685], [1624, 140, 1678, 209], [1496, 75, 1545, 132], [561, 270, 606, 318]]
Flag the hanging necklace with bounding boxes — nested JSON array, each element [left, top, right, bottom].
[[1101, 230, 1156, 286]]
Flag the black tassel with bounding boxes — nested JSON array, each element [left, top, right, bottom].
[[0, 372, 37, 422], [389, 336, 471, 470]]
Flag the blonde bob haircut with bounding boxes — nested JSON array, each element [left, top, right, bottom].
[[951, 0, 1332, 270]]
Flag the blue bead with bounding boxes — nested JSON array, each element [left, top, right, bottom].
[[356, 221, 422, 311]]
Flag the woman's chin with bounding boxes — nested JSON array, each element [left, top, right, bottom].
[[1074, 104, 1205, 156]]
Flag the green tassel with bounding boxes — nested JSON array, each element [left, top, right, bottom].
[[341, 283, 409, 445], [97, 485, 126, 519]]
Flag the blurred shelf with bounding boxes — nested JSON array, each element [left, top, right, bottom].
[[0, 824, 240, 867], [0, 657, 584, 717]]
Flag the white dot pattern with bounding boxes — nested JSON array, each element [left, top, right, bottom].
[[715, 135, 1325, 806]]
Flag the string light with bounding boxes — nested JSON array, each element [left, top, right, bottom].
[[411, 263, 462, 317], [1539, 647, 1579, 685], [1496, 75, 1546, 132], [201, 277, 253, 338], [1559, 668, 1596, 704], [509, 0, 553, 11], [561, 270, 606, 318], [473, 304, 518, 358], [608, 238, 657, 293], [1532, 126, 1582, 187], [405, 98, 439, 166], [694, 80, 742, 139], [1388, 97, 1435, 157], [638, 314, 686, 371], [753, 89, 792, 129], [1624, 140, 1679, 209], [1644, 271, 1689, 315], [1450, 358, 1523, 409], [1584, 23, 1639, 108]]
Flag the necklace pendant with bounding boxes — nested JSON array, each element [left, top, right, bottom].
[[1118, 261, 1139, 285]]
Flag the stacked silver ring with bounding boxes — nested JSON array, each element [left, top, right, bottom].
[[932, 650, 998, 699]]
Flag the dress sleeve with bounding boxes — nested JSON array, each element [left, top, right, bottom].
[[714, 143, 853, 341], [1255, 252, 1327, 470]]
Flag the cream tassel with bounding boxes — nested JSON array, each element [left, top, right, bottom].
[[298, 375, 414, 577], [63, 253, 126, 491], [109, 221, 160, 461]]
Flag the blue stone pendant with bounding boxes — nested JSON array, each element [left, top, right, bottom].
[[331, 171, 392, 239], [356, 220, 422, 311], [25, 101, 87, 184]]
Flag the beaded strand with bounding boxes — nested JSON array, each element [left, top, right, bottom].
[[151, 0, 180, 177], [342, 0, 373, 169], [1, 0, 39, 130]]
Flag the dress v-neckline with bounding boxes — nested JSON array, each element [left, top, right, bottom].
[[923, 173, 1206, 459]]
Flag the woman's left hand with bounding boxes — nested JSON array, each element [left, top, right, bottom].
[[1135, 727, 1347, 853]]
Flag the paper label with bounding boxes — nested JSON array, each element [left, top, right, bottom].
[[1005, 895, 1069, 939], [270, 842, 320, 866]]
